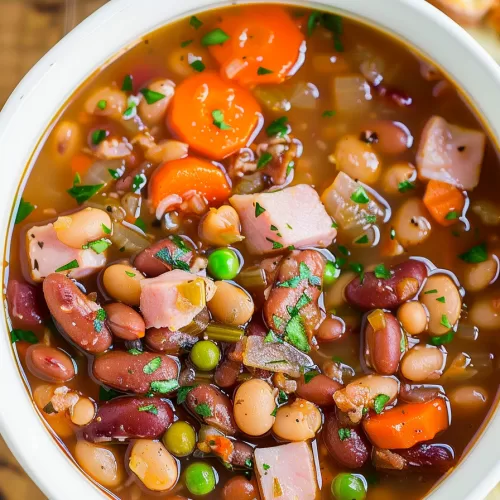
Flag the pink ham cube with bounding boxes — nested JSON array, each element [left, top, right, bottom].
[[416, 115, 486, 191], [230, 184, 336, 255], [254, 442, 319, 500]]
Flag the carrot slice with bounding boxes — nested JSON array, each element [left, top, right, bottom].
[[167, 71, 261, 160], [362, 398, 449, 449], [207, 6, 305, 86], [423, 179, 465, 226], [70, 154, 93, 176], [149, 156, 231, 210]]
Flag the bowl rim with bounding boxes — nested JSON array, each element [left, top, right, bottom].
[[0, 1, 499, 499]]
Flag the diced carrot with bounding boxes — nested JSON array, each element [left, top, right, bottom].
[[70, 154, 93, 176], [423, 179, 466, 226], [207, 6, 305, 86], [149, 156, 231, 210], [167, 71, 261, 160], [362, 398, 449, 449], [206, 436, 234, 463]]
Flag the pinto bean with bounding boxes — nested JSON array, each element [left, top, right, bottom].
[[26, 345, 75, 383], [185, 384, 237, 435], [323, 410, 371, 468], [84, 86, 127, 116], [43, 273, 112, 354], [134, 237, 193, 277], [71, 398, 96, 426], [138, 79, 175, 126], [296, 373, 342, 407], [264, 250, 325, 339], [468, 296, 500, 330], [361, 120, 413, 155], [462, 256, 498, 292], [208, 282, 255, 326], [102, 264, 144, 306], [397, 301, 428, 335], [316, 315, 345, 343], [83, 396, 174, 442], [400, 345, 444, 382], [145, 327, 198, 354], [345, 260, 428, 311], [104, 303, 145, 341], [363, 311, 403, 375], [7, 280, 47, 328], [273, 399, 322, 441], [393, 199, 432, 247], [381, 162, 416, 195], [93, 351, 179, 394]]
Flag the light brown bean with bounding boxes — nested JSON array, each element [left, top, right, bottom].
[[102, 264, 144, 306], [420, 274, 461, 335], [448, 385, 488, 414], [381, 163, 416, 195], [397, 301, 428, 335], [468, 296, 500, 330], [54, 208, 111, 249], [144, 139, 189, 164], [361, 120, 412, 155], [208, 281, 254, 326], [26, 345, 75, 383], [138, 79, 175, 126], [272, 399, 322, 441], [351, 375, 399, 403], [52, 120, 82, 161], [84, 86, 127, 116], [316, 315, 345, 343], [199, 206, 244, 246], [70, 397, 96, 426], [104, 302, 145, 340], [393, 198, 432, 247], [400, 345, 444, 382], [462, 256, 498, 292]]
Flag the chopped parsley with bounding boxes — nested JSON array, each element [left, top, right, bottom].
[[338, 245, 350, 256], [374, 264, 391, 280], [349, 262, 364, 282], [257, 152, 273, 169], [121, 74, 133, 91], [138, 404, 158, 415], [177, 385, 197, 404], [108, 168, 121, 179], [195, 403, 212, 417], [67, 183, 103, 204], [134, 217, 147, 233], [424, 289, 438, 294], [202, 28, 230, 46], [308, 12, 344, 50], [10, 329, 38, 344], [91, 129, 107, 145], [338, 428, 351, 441], [285, 314, 309, 353], [263, 463, 271, 471], [140, 88, 165, 105], [132, 173, 146, 192], [128, 348, 142, 355], [99, 386, 122, 402], [93, 308, 107, 333], [440, 314, 453, 329], [15, 198, 35, 224], [278, 390, 288, 405], [322, 110, 336, 118], [398, 180, 415, 193], [458, 243, 487, 263], [212, 109, 231, 130], [150, 379, 180, 394], [436, 296, 446, 303], [429, 332, 454, 346], [445, 211, 459, 220], [101, 223, 111, 234], [43, 402, 57, 414], [82, 239, 111, 254], [190, 60, 205, 72], [354, 234, 369, 245], [350, 186, 370, 204], [255, 202, 266, 217], [273, 315, 284, 329], [143, 356, 162, 374], [266, 116, 288, 137], [257, 66, 273, 75], [97, 99, 107, 110], [373, 394, 390, 414], [266, 237, 283, 250], [189, 15, 203, 29], [55, 260, 79, 273], [278, 261, 321, 289], [270, 407, 277, 417], [180, 39, 193, 48], [155, 236, 190, 271], [390, 228, 396, 240], [286, 161, 294, 177], [125, 271, 136, 277], [304, 370, 319, 383], [264, 330, 283, 344], [244, 458, 253, 469], [365, 215, 377, 224]]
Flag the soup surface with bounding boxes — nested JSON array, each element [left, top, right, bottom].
[[5, 4, 500, 500]]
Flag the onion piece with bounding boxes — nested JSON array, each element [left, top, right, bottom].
[[253, 86, 291, 112], [110, 221, 150, 254], [82, 159, 125, 186], [440, 353, 478, 383], [367, 309, 386, 331], [242, 336, 314, 378], [333, 75, 372, 114], [288, 82, 319, 110]]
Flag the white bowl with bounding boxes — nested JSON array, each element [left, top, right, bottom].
[[0, 0, 499, 498]]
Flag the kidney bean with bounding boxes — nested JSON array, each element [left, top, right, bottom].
[[134, 237, 193, 277], [222, 477, 259, 500], [345, 260, 428, 311], [93, 351, 179, 394], [323, 410, 371, 468], [26, 344, 75, 383], [264, 250, 325, 340], [399, 383, 442, 404], [296, 373, 342, 407], [230, 441, 254, 468], [104, 303, 145, 341], [360, 120, 413, 155], [185, 383, 237, 435], [7, 279, 47, 328], [145, 327, 197, 354], [43, 273, 112, 354], [214, 358, 242, 388], [83, 396, 174, 443], [316, 315, 345, 343], [244, 318, 272, 380], [363, 311, 403, 375]]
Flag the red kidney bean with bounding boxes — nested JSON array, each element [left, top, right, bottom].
[[7, 280, 47, 328], [214, 358, 241, 388], [133, 238, 193, 277], [323, 410, 371, 468], [104, 303, 145, 341], [93, 351, 179, 394], [82, 396, 173, 443], [399, 383, 442, 404], [222, 477, 259, 500], [25, 344, 75, 382], [43, 274, 112, 354], [264, 250, 325, 339], [230, 441, 254, 468], [185, 384, 237, 435], [360, 120, 413, 155], [145, 327, 198, 354], [296, 373, 342, 407], [345, 260, 428, 311], [244, 318, 272, 380], [363, 311, 403, 375], [316, 315, 346, 343]]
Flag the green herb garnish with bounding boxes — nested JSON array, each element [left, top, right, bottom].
[[398, 180, 415, 193], [202, 28, 230, 45], [284, 314, 309, 352], [263, 463, 271, 471], [440, 314, 453, 329], [128, 348, 142, 355], [15, 198, 35, 224], [266, 237, 283, 250], [257, 66, 273, 75], [134, 217, 147, 233], [67, 184, 103, 204], [143, 356, 162, 374], [150, 379, 180, 394], [355, 234, 369, 245], [436, 296, 446, 303], [10, 329, 38, 344], [373, 394, 390, 414], [121, 74, 133, 91], [55, 260, 79, 273], [195, 403, 212, 417], [424, 289, 438, 294], [140, 88, 165, 105], [350, 186, 370, 204], [190, 15, 203, 29], [322, 110, 336, 118], [278, 390, 288, 405], [97, 99, 107, 110], [181, 39, 193, 47], [445, 211, 459, 220], [91, 129, 107, 145], [458, 243, 487, 263], [257, 152, 273, 169], [349, 262, 364, 282], [212, 109, 231, 130], [99, 386, 122, 402], [83, 239, 111, 254], [429, 332, 454, 346], [374, 264, 391, 280], [254, 202, 266, 217], [138, 404, 158, 415], [177, 385, 197, 405], [102, 223, 111, 234], [190, 60, 206, 72], [266, 116, 288, 137], [304, 370, 319, 383], [338, 428, 351, 441]]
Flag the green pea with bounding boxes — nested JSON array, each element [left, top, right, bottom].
[[331, 473, 367, 500], [190, 340, 220, 371], [162, 421, 196, 457], [185, 462, 216, 496], [207, 248, 239, 280], [323, 261, 340, 286]]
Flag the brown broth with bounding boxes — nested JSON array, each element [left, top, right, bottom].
[[4, 4, 500, 500]]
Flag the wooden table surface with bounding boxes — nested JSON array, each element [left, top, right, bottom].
[[0, 0, 499, 498]]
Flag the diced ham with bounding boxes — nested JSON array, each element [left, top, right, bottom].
[[230, 184, 336, 255], [140, 270, 216, 330], [26, 223, 106, 282], [254, 442, 318, 500], [416, 116, 486, 191]]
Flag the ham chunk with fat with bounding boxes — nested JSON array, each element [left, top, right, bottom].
[[254, 442, 318, 500], [140, 269, 216, 330], [230, 184, 336, 255], [27, 223, 106, 282], [416, 116, 486, 191]]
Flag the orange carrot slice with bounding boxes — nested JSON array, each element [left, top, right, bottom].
[[167, 71, 261, 160], [207, 6, 305, 86], [149, 156, 231, 210], [71, 154, 93, 176], [423, 179, 465, 226], [363, 398, 449, 449]]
